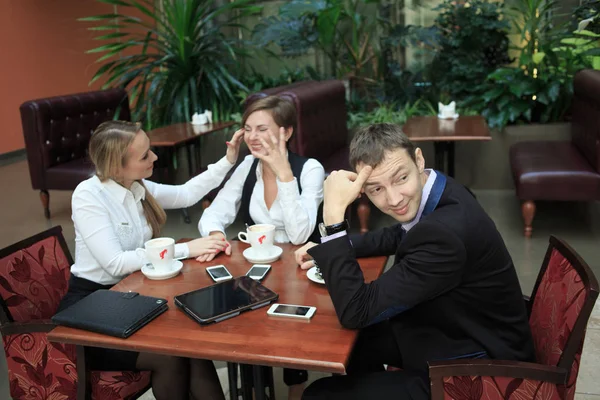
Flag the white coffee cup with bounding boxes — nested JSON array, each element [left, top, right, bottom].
[[136, 237, 175, 273], [238, 224, 275, 255]]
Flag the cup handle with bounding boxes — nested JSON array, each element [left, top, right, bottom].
[[238, 232, 249, 243]]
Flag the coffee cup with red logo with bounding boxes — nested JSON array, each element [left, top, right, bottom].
[[136, 237, 175, 273], [238, 224, 275, 256]]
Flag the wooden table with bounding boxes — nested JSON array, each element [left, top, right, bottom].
[[402, 115, 491, 177], [48, 242, 387, 374], [148, 121, 236, 147], [147, 121, 235, 222]]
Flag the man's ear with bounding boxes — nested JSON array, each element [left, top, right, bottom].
[[415, 148, 425, 173]]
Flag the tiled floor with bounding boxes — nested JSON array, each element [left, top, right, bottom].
[[1, 157, 600, 399]]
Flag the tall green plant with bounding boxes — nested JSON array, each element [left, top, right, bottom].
[[252, 0, 383, 84], [509, 0, 558, 74], [81, 0, 261, 129], [429, 0, 511, 101], [391, 0, 510, 105], [477, 0, 591, 129]]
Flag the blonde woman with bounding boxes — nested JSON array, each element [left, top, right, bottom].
[[57, 120, 244, 400]]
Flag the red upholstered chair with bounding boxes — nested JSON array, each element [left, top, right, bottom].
[[20, 89, 131, 219], [429, 235, 598, 400], [0, 226, 151, 400]]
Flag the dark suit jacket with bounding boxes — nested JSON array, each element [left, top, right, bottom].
[[308, 177, 535, 371]]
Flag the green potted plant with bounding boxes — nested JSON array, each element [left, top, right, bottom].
[[81, 0, 261, 129], [477, 0, 591, 129]]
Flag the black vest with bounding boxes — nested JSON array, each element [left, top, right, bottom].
[[240, 152, 323, 244]]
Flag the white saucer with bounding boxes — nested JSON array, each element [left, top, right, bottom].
[[437, 113, 459, 120], [142, 260, 183, 280], [307, 266, 325, 285], [243, 246, 283, 264]]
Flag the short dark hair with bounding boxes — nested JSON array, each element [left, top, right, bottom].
[[349, 123, 416, 170], [242, 96, 297, 135]]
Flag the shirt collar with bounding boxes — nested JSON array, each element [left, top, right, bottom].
[[402, 169, 437, 232], [101, 177, 146, 203]]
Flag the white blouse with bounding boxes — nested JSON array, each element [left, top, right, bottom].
[[198, 154, 325, 244], [71, 156, 234, 285]]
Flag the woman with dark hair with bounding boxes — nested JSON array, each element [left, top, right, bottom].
[[199, 95, 324, 252], [198, 96, 325, 399]]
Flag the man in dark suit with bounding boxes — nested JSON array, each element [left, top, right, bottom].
[[295, 123, 535, 399]]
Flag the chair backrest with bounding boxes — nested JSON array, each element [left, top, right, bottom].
[[0, 226, 73, 323], [19, 88, 131, 190], [243, 80, 316, 111], [279, 80, 348, 161], [528, 235, 598, 395], [571, 69, 600, 172]]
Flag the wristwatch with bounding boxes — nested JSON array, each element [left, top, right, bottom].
[[319, 220, 349, 237]]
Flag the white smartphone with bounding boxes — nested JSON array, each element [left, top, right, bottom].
[[267, 303, 317, 320], [206, 265, 233, 282], [246, 264, 271, 280]]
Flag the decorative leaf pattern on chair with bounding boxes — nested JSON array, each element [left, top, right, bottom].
[[1, 232, 151, 399], [91, 370, 151, 400], [529, 249, 587, 400], [442, 376, 561, 400], [3, 330, 151, 399], [0, 236, 70, 322], [3, 331, 77, 400]]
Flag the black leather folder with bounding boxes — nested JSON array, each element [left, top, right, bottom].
[[52, 290, 168, 338]]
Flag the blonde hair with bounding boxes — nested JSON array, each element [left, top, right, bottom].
[[89, 120, 166, 237]]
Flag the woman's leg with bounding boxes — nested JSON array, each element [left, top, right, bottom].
[[189, 358, 225, 400], [136, 353, 190, 400], [284, 369, 309, 400]]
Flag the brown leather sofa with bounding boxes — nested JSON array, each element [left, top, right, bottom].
[[509, 69, 600, 237], [20, 88, 130, 218]]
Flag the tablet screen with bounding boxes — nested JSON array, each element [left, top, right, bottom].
[[175, 276, 277, 320]]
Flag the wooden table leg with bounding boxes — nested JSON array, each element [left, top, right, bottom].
[[76, 345, 91, 400], [240, 364, 254, 400], [252, 365, 267, 400], [434, 142, 446, 174], [447, 142, 455, 178], [433, 141, 455, 178], [227, 362, 239, 400]]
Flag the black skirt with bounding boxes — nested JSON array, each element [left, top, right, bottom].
[[57, 275, 140, 371]]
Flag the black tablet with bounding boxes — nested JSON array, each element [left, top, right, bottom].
[[174, 275, 279, 325]]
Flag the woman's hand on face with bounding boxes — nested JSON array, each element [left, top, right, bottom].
[[195, 232, 232, 262], [225, 129, 245, 165], [250, 127, 294, 182]]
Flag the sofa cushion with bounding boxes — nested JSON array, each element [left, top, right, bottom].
[[510, 141, 600, 201], [46, 158, 95, 190]]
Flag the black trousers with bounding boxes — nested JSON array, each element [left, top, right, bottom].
[[302, 321, 430, 400], [57, 275, 140, 371]]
